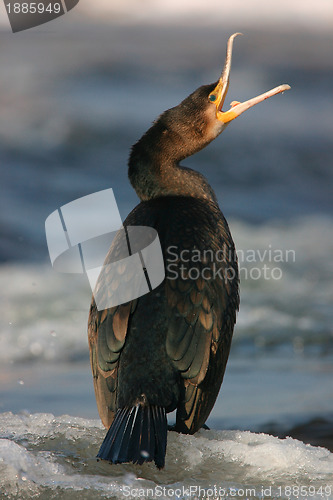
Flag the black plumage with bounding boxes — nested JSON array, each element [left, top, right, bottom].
[[97, 405, 167, 469], [88, 33, 290, 468]]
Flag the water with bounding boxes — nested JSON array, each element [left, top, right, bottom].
[[0, 412, 333, 500], [0, 11, 333, 500], [1, 214, 333, 497]]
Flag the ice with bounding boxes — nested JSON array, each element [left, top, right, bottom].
[[1, 218, 332, 462], [1, 216, 333, 365], [0, 412, 332, 499], [0, 264, 91, 364]]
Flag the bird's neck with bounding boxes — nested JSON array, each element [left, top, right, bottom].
[[128, 120, 218, 203]]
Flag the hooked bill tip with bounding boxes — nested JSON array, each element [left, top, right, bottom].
[[276, 84, 291, 94]]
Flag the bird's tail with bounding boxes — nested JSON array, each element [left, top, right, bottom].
[[97, 404, 167, 469]]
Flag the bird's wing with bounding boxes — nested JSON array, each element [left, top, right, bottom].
[[88, 300, 136, 429], [88, 198, 238, 432], [88, 227, 140, 429], [88, 203, 157, 429], [165, 208, 239, 433]]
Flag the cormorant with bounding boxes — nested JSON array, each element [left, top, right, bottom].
[[88, 33, 290, 469]]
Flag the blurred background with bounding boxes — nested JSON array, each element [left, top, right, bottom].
[[0, 0, 332, 451]]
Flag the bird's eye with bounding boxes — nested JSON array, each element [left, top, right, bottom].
[[208, 94, 217, 102]]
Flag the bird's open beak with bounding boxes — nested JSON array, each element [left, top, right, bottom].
[[209, 33, 291, 124]]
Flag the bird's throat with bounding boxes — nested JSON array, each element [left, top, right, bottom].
[[128, 119, 218, 203]]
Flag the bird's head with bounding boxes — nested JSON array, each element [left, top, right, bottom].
[[166, 33, 290, 157], [129, 33, 290, 200]]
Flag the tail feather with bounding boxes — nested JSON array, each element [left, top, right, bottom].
[[116, 406, 138, 462], [152, 406, 167, 467], [97, 405, 167, 468], [97, 407, 127, 459]]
